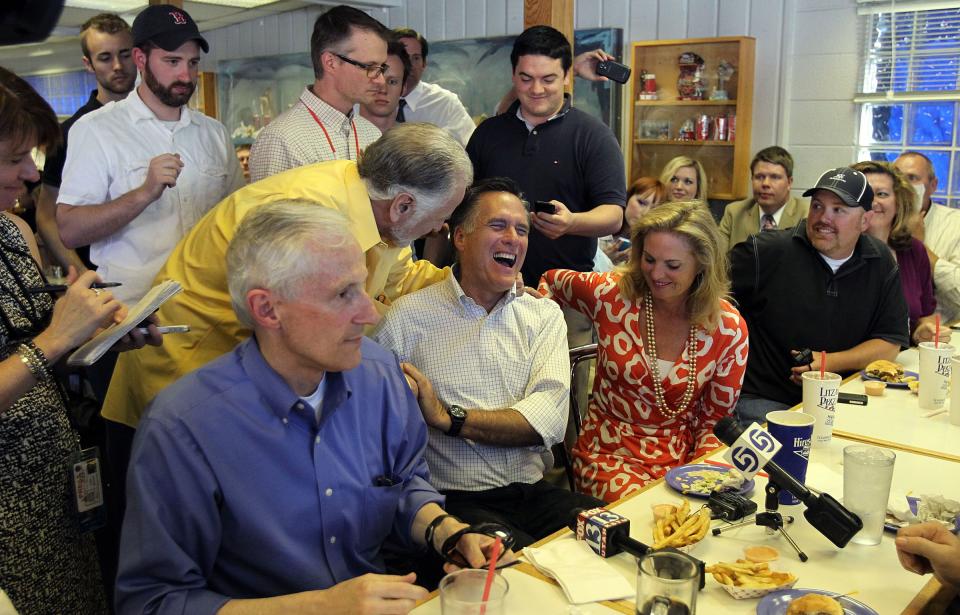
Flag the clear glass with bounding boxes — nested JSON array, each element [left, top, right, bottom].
[[636, 551, 698, 615], [439, 569, 509, 615], [844, 445, 896, 546]]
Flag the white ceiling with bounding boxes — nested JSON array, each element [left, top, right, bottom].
[[0, 1, 331, 75]]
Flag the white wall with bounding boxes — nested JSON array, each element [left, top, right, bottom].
[[202, 0, 862, 186], [781, 0, 860, 191]]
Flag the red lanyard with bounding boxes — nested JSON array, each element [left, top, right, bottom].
[[301, 99, 361, 159]]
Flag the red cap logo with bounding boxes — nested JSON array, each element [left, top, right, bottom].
[[169, 10, 187, 25]]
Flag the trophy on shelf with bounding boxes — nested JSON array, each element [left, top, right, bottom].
[[710, 60, 735, 100], [677, 52, 706, 100]]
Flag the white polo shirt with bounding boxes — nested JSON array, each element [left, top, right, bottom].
[[60, 89, 244, 304]]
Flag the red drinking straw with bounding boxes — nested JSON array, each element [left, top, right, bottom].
[[479, 536, 503, 615], [820, 351, 826, 380], [936, 314, 941, 348]]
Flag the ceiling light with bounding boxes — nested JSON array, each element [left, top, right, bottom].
[[64, 0, 281, 10], [189, 0, 281, 6], [64, 0, 142, 10]]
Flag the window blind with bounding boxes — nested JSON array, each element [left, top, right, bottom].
[[856, 1, 960, 102]]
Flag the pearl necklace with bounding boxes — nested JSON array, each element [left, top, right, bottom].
[[643, 290, 699, 419]]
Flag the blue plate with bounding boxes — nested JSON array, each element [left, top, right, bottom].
[[664, 463, 754, 498], [860, 369, 918, 389], [757, 588, 878, 615]]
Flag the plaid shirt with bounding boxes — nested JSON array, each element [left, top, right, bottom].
[[249, 86, 380, 182], [373, 274, 570, 491]]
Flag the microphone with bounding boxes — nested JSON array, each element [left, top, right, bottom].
[[568, 507, 651, 559], [713, 416, 863, 548], [568, 508, 707, 590]]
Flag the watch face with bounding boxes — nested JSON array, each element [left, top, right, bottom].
[[449, 406, 466, 419]]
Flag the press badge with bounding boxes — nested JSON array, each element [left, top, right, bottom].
[[68, 447, 106, 533]]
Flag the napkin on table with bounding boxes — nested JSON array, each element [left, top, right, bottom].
[[523, 536, 634, 604]]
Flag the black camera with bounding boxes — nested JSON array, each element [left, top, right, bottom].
[[596, 60, 632, 84], [707, 491, 757, 522], [792, 347, 814, 367]]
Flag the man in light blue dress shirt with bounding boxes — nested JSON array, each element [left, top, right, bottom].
[[117, 203, 499, 615]]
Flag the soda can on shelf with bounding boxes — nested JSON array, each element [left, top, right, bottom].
[[728, 113, 736, 142], [715, 115, 728, 141], [696, 114, 711, 141]]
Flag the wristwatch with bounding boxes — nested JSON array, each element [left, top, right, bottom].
[[445, 404, 466, 437]]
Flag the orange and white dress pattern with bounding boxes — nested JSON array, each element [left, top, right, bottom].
[[540, 270, 749, 502]]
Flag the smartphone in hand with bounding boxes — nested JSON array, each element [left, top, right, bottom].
[[534, 200, 557, 215]]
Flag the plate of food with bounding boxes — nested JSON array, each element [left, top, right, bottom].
[[756, 588, 877, 615], [665, 463, 754, 498], [861, 360, 917, 389]]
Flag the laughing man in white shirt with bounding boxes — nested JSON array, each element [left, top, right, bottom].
[[374, 177, 602, 548]]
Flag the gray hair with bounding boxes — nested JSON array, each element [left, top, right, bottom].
[[359, 122, 473, 215], [226, 201, 354, 328]]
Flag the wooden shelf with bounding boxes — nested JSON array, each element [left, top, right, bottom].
[[627, 36, 755, 200], [634, 99, 738, 106], [634, 139, 735, 147]]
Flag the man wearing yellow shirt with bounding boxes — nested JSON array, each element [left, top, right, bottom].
[[101, 123, 472, 511]]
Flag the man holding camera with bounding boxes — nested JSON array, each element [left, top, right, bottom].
[[730, 167, 909, 425], [466, 26, 625, 409]]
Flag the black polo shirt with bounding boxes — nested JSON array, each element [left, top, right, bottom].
[[41, 89, 100, 269], [466, 95, 626, 285], [43, 89, 101, 188], [730, 221, 910, 406]]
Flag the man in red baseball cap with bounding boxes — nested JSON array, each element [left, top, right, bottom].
[[56, 2, 244, 557]]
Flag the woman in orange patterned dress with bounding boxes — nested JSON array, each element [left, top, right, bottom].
[[540, 201, 748, 502]]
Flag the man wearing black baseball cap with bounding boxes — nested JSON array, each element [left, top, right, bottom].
[[729, 166, 909, 424], [56, 2, 244, 552], [131, 3, 209, 53]]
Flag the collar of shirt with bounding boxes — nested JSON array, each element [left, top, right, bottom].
[[127, 87, 195, 129], [239, 336, 351, 425], [758, 199, 789, 230], [302, 85, 354, 133], [793, 222, 884, 264], [340, 163, 383, 252], [446, 265, 519, 316], [511, 94, 572, 132], [401, 80, 427, 111]]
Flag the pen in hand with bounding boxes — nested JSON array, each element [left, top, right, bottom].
[[28, 282, 122, 294]]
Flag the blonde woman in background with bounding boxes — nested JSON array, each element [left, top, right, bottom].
[[660, 155, 708, 203]]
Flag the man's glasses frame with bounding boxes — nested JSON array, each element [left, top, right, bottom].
[[330, 51, 388, 79]]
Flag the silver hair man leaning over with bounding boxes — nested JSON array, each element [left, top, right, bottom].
[[102, 123, 473, 435], [117, 203, 501, 614]]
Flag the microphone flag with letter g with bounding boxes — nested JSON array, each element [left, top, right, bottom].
[[722, 422, 783, 480]]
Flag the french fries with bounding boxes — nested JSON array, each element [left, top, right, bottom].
[[705, 560, 796, 589], [651, 500, 711, 549]]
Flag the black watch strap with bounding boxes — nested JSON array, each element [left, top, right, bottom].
[[445, 404, 466, 437]]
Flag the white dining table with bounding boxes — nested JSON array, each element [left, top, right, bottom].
[[831, 347, 960, 462], [412, 438, 960, 614]]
